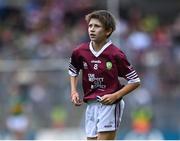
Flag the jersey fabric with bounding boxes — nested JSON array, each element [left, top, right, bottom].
[[69, 40, 140, 102]]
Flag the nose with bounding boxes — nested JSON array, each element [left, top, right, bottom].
[[89, 26, 95, 32]]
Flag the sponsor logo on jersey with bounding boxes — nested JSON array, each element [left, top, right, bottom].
[[88, 73, 106, 89], [106, 61, 112, 70], [91, 60, 101, 64]]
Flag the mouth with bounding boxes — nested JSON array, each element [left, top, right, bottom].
[[89, 34, 96, 39]]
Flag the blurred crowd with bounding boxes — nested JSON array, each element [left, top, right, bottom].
[[0, 0, 180, 139]]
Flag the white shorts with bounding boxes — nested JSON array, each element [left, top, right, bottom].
[[85, 99, 125, 138]]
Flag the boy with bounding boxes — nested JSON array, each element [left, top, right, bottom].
[[69, 10, 140, 140]]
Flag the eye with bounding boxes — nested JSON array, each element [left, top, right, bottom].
[[95, 25, 100, 28], [88, 24, 93, 28]]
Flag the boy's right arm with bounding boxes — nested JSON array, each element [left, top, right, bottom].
[[70, 76, 82, 106]]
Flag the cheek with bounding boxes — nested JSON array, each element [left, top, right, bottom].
[[88, 28, 90, 33], [97, 30, 106, 38]]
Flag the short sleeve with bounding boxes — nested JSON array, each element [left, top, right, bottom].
[[68, 49, 81, 76], [115, 50, 140, 83]]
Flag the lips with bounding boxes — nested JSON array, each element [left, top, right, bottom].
[[89, 34, 96, 38]]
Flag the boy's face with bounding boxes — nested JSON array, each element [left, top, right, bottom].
[[88, 18, 110, 43]]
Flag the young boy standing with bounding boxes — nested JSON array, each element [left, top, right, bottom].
[[69, 10, 140, 140]]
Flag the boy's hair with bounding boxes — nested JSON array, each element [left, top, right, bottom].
[[85, 10, 116, 37]]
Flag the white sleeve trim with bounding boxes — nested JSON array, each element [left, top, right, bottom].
[[68, 70, 78, 77], [128, 78, 141, 84]]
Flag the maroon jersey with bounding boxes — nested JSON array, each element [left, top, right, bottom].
[[69, 41, 140, 102]]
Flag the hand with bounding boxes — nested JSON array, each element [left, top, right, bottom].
[[101, 94, 118, 105], [71, 91, 83, 106]]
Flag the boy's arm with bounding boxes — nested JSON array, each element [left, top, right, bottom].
[[101, 82, 140, 105], [114, 82, 140, 98], [70, 76, 82, 106]]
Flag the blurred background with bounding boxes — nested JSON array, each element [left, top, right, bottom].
[[0, 0, 180, 140]]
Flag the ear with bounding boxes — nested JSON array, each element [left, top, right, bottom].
[[106, 28, 113, 37]]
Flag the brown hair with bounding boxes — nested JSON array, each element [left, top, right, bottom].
[[85, 10, 116, 37]]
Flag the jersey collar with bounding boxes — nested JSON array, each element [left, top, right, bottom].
[[89, 40, 112, 57]]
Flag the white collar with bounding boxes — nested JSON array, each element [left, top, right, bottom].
[[89, 40, 112, 57]]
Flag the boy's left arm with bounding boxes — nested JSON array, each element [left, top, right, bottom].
[[101, 82, 140, 105]]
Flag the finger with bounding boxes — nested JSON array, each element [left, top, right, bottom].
[[72, 97, 78, 104], [74, 101, 83, 106], [102, 99, 112, 105], [72, 96, 82, 105], [72, 100, 80, 105], [101, 97, 108, 103], [75, 97, 80, 103]]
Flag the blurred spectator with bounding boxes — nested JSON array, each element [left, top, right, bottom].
[[172, 13, 180, 45], [6, 104, 29, 140], [126, 27, 151, 51], [124, 108, 164, 140], [51, 105, 67, 128]]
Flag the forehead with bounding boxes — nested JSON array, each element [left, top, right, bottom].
[[88, 18, 103, 26]]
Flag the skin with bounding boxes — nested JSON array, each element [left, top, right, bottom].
[[88, 18, 112, 51], [70, 18, 140, 140]]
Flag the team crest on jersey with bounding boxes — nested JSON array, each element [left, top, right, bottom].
[[106, 61, 112, 70]]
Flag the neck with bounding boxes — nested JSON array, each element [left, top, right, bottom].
[[92, 40, 107, 52]]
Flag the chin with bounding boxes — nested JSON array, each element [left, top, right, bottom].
[[90, 39, 96, 42], [91, 37, 98, 40]]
